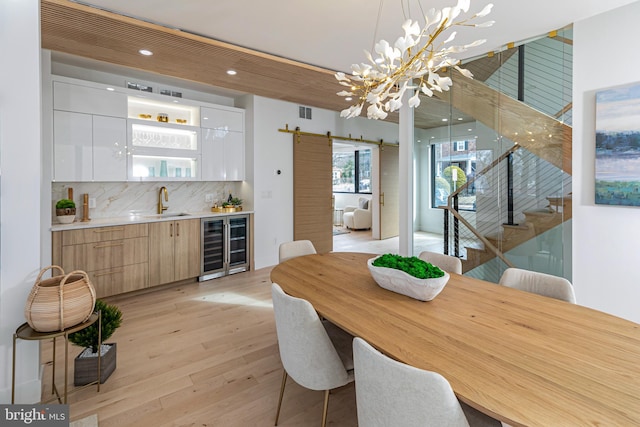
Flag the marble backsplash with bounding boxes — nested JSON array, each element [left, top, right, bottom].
[[52, 182, 242, 220]]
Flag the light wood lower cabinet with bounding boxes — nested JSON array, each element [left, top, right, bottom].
[[148, 218, 200, 287], [90, 263, 148, 297], [61, 236, 148, 271], [52, 223, 149, 298], [52, 218, 205, 297]]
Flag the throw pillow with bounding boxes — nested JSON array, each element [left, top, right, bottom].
[[359, 198, 369, 210]]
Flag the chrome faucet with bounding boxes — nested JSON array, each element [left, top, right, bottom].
[[158, 186, 169, 214]]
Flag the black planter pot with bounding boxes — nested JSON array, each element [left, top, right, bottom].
[[74, 342, 117, 386]]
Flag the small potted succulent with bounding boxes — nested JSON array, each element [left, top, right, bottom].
[[55, 199, 76, 224], [68, 299, 123, 385]]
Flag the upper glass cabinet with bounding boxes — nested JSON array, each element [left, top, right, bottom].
[[131, 123, 198, 151], [128, 96, 200, 126]]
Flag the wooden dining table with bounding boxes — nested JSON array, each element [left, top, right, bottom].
[[270, 252, 640, 427]]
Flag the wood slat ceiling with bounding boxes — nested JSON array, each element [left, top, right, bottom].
[[41, 0, 479, 129], [39, 0, 568, 154], [41, 0, 349, 113]]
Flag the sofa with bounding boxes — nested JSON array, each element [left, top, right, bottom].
[[343, 197, 372, 230]]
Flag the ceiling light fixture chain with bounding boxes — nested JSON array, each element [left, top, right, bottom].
[[336, 0, 494, 120]]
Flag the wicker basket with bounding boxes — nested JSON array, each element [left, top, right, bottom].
[[25, 266, 96, 332]]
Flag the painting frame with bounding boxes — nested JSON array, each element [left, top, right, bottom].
[[595, 81, 640, 206]]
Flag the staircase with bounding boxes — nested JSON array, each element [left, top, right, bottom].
[[463, 197, 571, 272], [438, 31, 573, 281]]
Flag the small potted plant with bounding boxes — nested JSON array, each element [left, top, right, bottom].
[[222, 197, 243, 212], [69, 299, 123, 385], [55, 198, 76, 224], [368, 253, 449, 301]]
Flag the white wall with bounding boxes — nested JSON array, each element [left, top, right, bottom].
[[573, 1, 640, 323], [0, 1, 43, 402], [248, 96, 397, 269]]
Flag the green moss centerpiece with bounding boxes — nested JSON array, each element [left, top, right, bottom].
[[368, 254, 449, 301]]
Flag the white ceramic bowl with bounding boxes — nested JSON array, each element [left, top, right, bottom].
[[367, 256, 449, 301], [57, 215, 76, 224]]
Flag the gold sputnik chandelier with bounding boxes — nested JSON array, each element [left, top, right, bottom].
[[336, 0, 494, 119]]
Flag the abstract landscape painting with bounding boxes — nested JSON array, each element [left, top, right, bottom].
[[595, 82, 640, 206]]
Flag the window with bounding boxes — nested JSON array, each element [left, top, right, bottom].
[[432, 139, 483, 211], [333, 145, 372, 194]]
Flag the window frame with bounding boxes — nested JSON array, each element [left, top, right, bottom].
[[332, 146, 372, 194]]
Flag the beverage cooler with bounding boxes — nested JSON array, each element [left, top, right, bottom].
[[200, 215, 249, 281]]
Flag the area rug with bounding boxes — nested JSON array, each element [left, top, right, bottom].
[[333, 229, 350, 236], [70, 414, 98, 427]]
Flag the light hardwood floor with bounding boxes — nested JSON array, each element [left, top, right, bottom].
[[42, 268, 358, 426], [42, 231, 444, 426], [333, 226, 444, 255]]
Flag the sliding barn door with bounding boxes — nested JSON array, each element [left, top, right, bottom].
[[379, 144, 399, 240], [293, 134, 333, 253]]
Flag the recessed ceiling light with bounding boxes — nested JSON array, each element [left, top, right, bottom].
[[345, 97, 353, 101], [138, 49, 153, 56], [106, 87, 115, 91], [468, 128, 473, 132], [457, 117, 463, 121], [441, 118, 448, 122], [227, 70, 237, 76]]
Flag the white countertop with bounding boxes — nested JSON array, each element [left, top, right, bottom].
[[51, 210, 253, 231]]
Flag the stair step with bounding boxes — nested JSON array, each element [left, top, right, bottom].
[[502, 223, 531, 230]]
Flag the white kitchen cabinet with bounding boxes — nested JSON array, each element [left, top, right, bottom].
[[53, 110, 93, 181], [54, 81, 127, 117], [201, 129, 244, 181], [201, 106, 245, 181], [50, 77, 246, 183], [93, 116, 127, 181], [200, 106, 243, 132], [53, 111, 127, 181]]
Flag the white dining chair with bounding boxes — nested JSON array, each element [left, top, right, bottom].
[[271, 283, 354, 427], [499, 268, 576, 303], [418, 251, 463, 274], [353, 337, 501, 427], [278, 240, 317, 263]]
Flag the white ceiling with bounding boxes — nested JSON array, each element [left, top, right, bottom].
[[74, 0, 637, 72]]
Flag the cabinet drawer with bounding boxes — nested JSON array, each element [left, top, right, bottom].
[[62, 224, 148, 245], [90, 263, 148, 298], [61, 236, 148, 271]]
